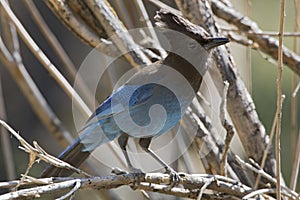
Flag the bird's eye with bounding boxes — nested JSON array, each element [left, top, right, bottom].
[[188, 41, 197, 49]]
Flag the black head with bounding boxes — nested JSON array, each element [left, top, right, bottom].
[[154, 9, 229, 51]]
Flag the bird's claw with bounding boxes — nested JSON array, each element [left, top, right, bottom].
[[130, 167, 144, 174], [129, 167, 145, 190], [165, 167, 180, 187]]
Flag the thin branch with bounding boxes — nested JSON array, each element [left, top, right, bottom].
[[197, 177, 214, 200], [0, 120, 91, 178], [245, 0, 252, 94], [254, 95, 285, 189], [275, 0, 286, 199], [84, 0, 151, 67], [221, 28, 300, 37], [0, 16, 73, 147], [0, 75, 16, 180], [56, 179, 81, 200], [290, 129, 300, 191], [133, 0, 167, 59], [0, 0, 91, 117], [219, 81, 235, 177], [23, 0, 96, 108], [242, 188, 293, 200], [236, 156, 299, 200], [211, 0, 300, 76]]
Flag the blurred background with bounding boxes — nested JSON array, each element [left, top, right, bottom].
[[0, 0, 299, 198]]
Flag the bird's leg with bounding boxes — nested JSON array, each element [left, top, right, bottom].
[[118, 134, 144, 190], [117, 134, 143, 174], [139, 138, 180, 186]]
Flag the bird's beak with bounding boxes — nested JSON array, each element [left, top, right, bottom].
[[204, 37, 230, 50]]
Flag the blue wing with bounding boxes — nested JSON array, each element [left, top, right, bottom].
[[78, 84, 155, 152], [78, 83, 182, 152]]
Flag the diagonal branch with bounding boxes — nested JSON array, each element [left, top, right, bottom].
[[211, 0, 300, 76]]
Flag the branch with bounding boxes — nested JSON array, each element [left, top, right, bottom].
[[44, 0, 118, 54], [23, 0, 95, 108], [0, 7, 74, 147], [0, 173, 254, 199], [211, 0, 300, 76], [0, 0, 92, 117], [0, 120, 91, 179], [84, 0, 151, 67], [219, 81, 235, 177], [235, 156, 299, 200]]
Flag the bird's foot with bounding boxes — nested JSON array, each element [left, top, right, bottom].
[[129, 167, 145, 190], [129, 167, 144, 174], [164, 167, 181, 187]]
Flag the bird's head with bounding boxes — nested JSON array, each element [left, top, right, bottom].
[[154, 9, 229, 53]]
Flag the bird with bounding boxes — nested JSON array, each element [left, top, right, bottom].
[[41, 10, 229, 178]]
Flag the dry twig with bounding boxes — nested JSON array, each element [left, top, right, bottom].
[[275, 1, 286, 198], [0, 120, 91, 178]]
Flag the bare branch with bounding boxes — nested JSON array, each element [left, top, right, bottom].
[[0, 0, 91, 117], [254, 95, 285, 189], [219, 81, 235, 177], [275, 1, 286, 198], [0, 8, 74, 147], [211, 0, 300, 76], [235, 156, 299, 199], [84, 0, 151, 67], [0, 173, 255, 199], [23, 0, 95, 108], [0, 120, 91, 178]]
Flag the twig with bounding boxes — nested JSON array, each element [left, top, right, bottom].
[[0, 0, 91, 117], [256, 49, 279, 66], [197, 177, 214, 200], [219, 81, 235, 177], [0, 120, 91, 178], [242, 188, 294, 200], [211, 0, 300, 76], [254, 95, 285, 189], [290, 129, 300, 191], [146, 0, 182, 16], [275, 0, 286, 199], [292, 81, 300, 96], [0, 75, 16, 180], [245, 0, 252, 94], [221, 28, 300, 37], [133, 0, 167, 59], [56, 179, 81, 200], [235, 156, 299, 200]]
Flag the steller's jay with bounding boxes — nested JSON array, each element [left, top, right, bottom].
[[41, 10, 229, 178]]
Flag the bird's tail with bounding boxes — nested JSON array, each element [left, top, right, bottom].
[[40, 137, 90, 177]]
